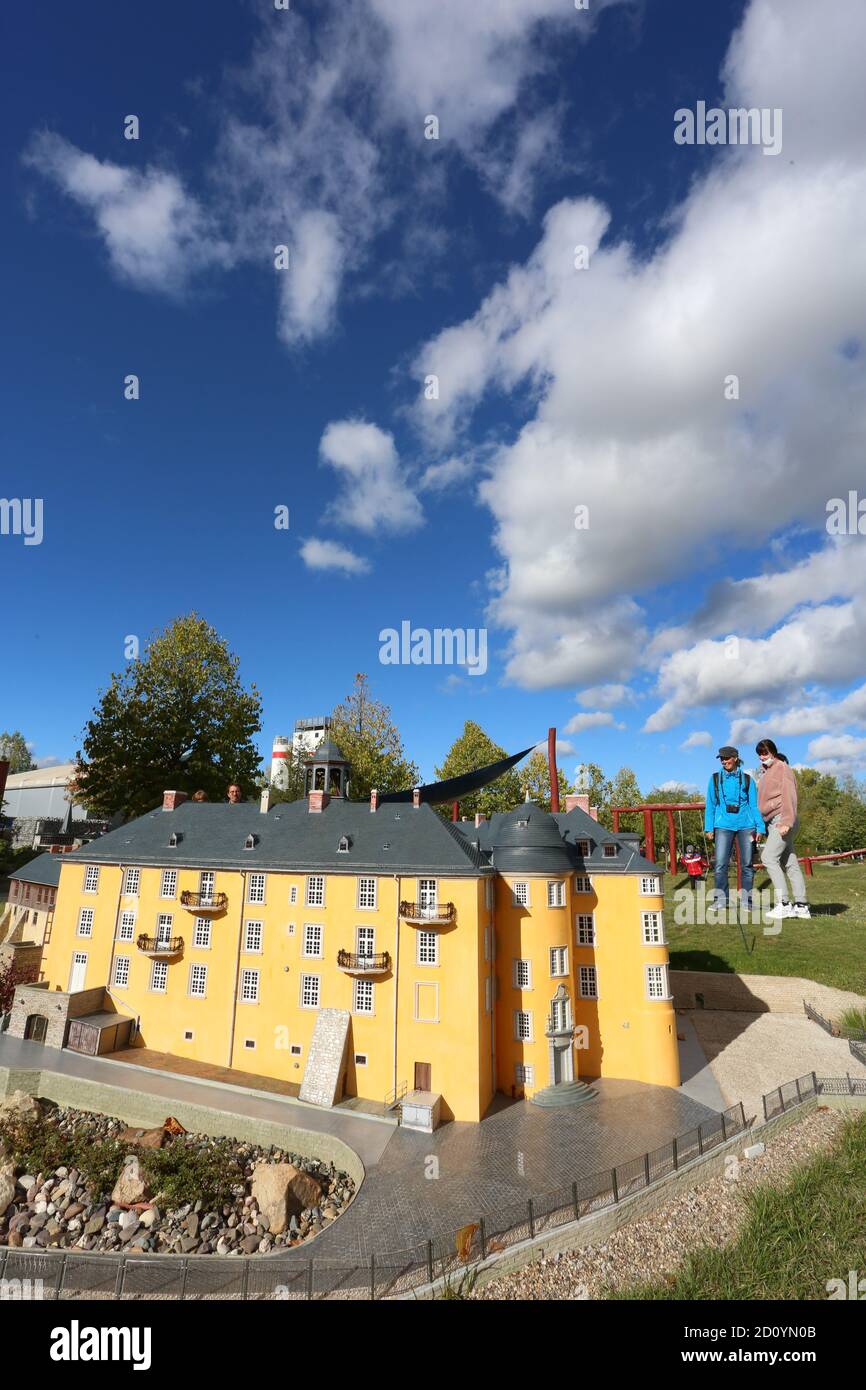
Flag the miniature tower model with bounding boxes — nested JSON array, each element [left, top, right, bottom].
[[270, 736, 291, 789]]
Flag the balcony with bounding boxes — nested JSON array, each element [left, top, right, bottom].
[[180, 890, 228, 914], [337, 949, 391, 975], [137, 933, 184, 958], [399, 900, 456, 927]]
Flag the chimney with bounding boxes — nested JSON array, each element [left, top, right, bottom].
[[565, 792, 598, 818], [412, 787, 421, 809], [475, 812, 486, 827], [308, 790, 329, 813], [162, 790, 188, 811], [370, 788, 379, 813], [260, 786, 271, 815]]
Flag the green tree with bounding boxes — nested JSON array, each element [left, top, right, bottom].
[[330, 673, 419, 802], [518, 748, 570, 813], [570, 762, 613, 822], [434, 721, 522, 819], [644, 784, 705, 866], [597, 765, 643, 831], [0, 731, 36, 774], [71, 614, 263, 819]]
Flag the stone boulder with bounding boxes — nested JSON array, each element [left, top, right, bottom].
[[0, 1091, 42, 1126], [116, 1126, 167, 1151], [251, 1163, 323, 1235], [0, 1163, 16, 1218], [111, 1157, 151, 1207]]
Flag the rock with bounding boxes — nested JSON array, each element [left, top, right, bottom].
[[0, 1167, 15, 1218], [180, 1235, 199, 1254], [17, 1175, 35, 1191], [0, 1091, 41, 1125], [119, 1221, 141, 1244], [119, 1210, 139, 1230], [251, 1163, 323, 1235], [65, 1203, 85, 1220], [111, 1157, 151, 1207], [116, 1126, 167, 1151], [139, 1207, 160, 1228], [85, 1210, 106, 1236], [241, 1234, 260, 1254], [7, 1229, 23, 1248], [184, 1212, 200, 1238]]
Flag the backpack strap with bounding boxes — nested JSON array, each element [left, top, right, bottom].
[[713, 772, 721, 805]]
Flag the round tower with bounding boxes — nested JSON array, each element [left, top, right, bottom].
[[270, 735, 290, 789]]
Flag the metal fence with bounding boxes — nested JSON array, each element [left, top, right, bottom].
[[804, 998, 866, 1041], [2, 1075, 864, 1301]]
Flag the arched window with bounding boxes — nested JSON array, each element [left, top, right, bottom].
[[314, 766, 326, 791]]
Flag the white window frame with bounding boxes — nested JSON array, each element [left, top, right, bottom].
[[199, 871, 215, 903], [513, 958, 532, 990], [549, 945, 569, 978], [417, 879, 438, 917], [356, 926, 376, 958], [547, 880, 566, 908], [113, 956, 130, 988], [248, 873, 266, 905], [193, 917, 211, 949], [413, 980, 440, 1023], [156, 913, 173, 946], [639, 876, 662, 895], [515, 1063, 534, 1087], [289, 885, 298, 904], [160, 869, 177, 899], [641, 911, 665, 945], [69, 951, 87, 989], [303, 923, 323, 959], [118, 910, 136, 942], [416, 930, 438, 966], [83, 866, 100, 894], [357, 877, 377, 910], [603, 843, 617, 858], [576, 913, 595, 946], [244, 920, 263, 954], [77, 908, 94, 938], [123, 867, 140, 897], [511, 881, 529, 908], [645, 963, 671, 1000], [514, 1010, 533, 1042], [188, 963, 208, 998], [305, 875, 325, 908], [575, 839, 590, 856], [574, 874, 592, 893], [353, 977, 374, 1015], [150, 959, 168, 993], [579, 965, 598, 999], [240, 968, 260, 1004], [300, 973, 320, 1009]]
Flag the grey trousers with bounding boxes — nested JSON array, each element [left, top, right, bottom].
[[760, 818, 807, 903]]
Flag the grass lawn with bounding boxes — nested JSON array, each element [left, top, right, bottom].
[[664, 862, 866, 995], [609, 1112, 866, 1300]]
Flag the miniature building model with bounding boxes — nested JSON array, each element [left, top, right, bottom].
[[20, 747, 680, 1121]]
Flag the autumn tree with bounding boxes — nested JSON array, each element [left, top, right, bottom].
[[330, 673, 419, 801], [0, 731, 36, 774], [434, 721, 522, 819], [72, 614, 263, 819], [597, 766, 643, 831]]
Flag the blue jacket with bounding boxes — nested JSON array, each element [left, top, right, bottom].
[[704, 768, 765, 834]]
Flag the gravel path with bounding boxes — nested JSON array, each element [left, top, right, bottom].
[[472, 1107, 845, 1300]]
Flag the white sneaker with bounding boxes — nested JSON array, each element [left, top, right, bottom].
[[791, 903, 812, 919], [764, 901, 793, 920]]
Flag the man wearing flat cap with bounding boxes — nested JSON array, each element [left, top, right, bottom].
[[704, 746, 765, 908]]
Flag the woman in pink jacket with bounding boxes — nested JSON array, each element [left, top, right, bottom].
[[756, 739, 810, 920]]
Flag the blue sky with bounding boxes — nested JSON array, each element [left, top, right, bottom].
[[5, 0, 866, 794]]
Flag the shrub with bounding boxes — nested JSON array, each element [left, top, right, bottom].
[[139, 1139, 243, 1209], [0, 1115, 126, 1200]]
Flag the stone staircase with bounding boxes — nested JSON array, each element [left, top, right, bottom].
[[530, 1080, 598, 1108], [299, 1008, 351, 1107]]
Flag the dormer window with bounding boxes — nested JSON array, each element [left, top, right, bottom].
[[244, 834, 257, 851], [603, 844, 617, 858], [337, 835, 351, 853], [516, 817, 529, 828], [576, 839, 590, 856], [168, 831, 181, 848]]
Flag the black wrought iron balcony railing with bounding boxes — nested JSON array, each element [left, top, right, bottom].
[[137, 933, 184, 956], [179, 890, 228, 912], [399, 901, 456, 925], [337, 949, 391, 973]]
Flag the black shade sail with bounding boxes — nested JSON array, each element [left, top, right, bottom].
[[377, 745, 536, 805]]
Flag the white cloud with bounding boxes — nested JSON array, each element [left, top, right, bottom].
[[563, 711, 623, 734], [319, 420, 424, 535], [575, 683, 634, 709], [411, 0, 866, 700], [806, 733, 866, 777], [681, 731, 713, 749], [419, 456, 473, 492], [23, 133, 229, 293], [730, 681, 866, 745], [299, 538, 371, 576]]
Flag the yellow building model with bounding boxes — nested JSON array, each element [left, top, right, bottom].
[[22, 747, 679, 1123]]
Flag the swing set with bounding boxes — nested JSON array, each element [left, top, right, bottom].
[[611, 800, 749, 889]]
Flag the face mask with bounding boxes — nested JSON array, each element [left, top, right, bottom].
[[759, 755, 774, 767]]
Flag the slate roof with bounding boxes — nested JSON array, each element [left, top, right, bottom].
[[8, 852, 63, 888], [452, 802, 662, 875], [62, 799, 493, 877]]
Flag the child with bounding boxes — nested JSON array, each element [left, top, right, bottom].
[[681, 843, 704, 890]]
